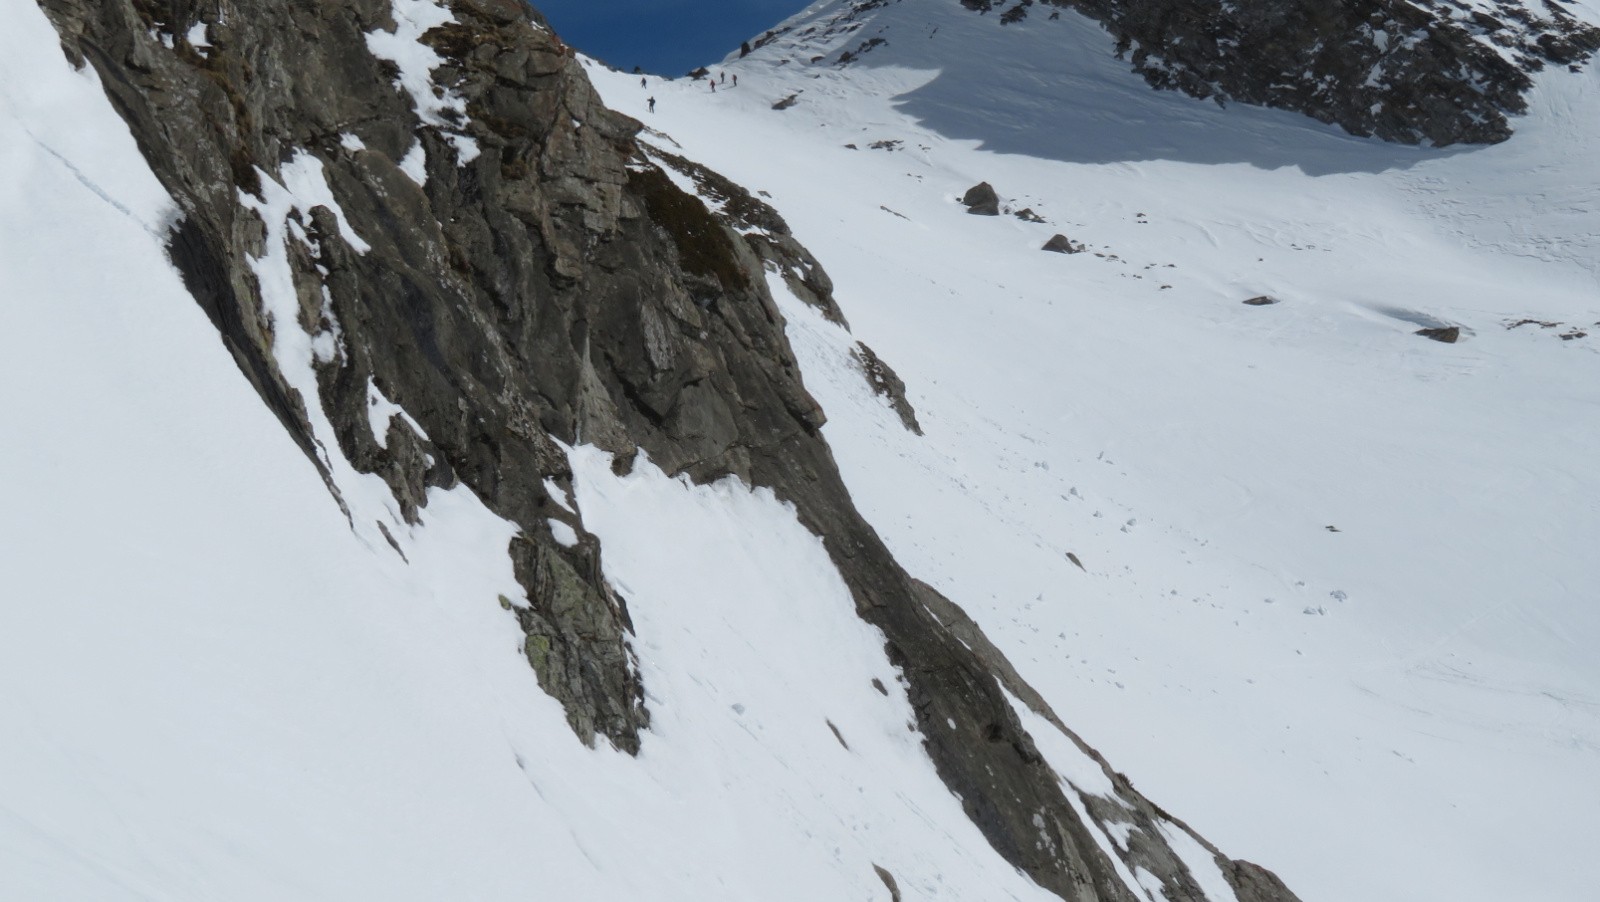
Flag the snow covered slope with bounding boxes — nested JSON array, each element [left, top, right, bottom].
[[0, 1, 1164, 899], [7, 0, 1597, 897], [585, 1, 1600, 899]]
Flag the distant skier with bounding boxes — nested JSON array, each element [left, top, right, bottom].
[[640, 76, 647, 88], [733, 74, 738, 87], [647, 96, 656, 113], [719, 72, 726, 84], [710, 80, 716, 93]]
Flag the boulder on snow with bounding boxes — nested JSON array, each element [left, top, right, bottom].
[[961, 182, 1000, 216], [1416, 326, 1462, 343], [1041, 234, 1084, 254], [1243, 295, 1280, 306], [1014, 207, 1046, 223], [772, 93, 800, 111]]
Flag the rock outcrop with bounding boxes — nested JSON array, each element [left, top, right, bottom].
[[37, 0, 1301, 898], [1044, 233, 1086, 253], [1043, 0, 1600, 145], [962, 180, 1001, 214]]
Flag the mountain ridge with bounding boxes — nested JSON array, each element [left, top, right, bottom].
[[21, 0, 1309, 898], [743, 0, 1600, 144]]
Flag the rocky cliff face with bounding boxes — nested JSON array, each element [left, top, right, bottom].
[[774, 0, 1599, 144], [38, 0, 1300, 898]]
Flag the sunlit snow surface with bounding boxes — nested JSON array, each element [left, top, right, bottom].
[[591, 1, 1600, 900]]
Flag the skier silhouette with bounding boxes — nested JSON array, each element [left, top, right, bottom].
[[733, 74, 738, 87], [640, 76, 647, 88], [647, 96, 656, 113]]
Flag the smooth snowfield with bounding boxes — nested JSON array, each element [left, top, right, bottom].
[[0, 2, 1070, 898], [593, 2, 1600, 900]]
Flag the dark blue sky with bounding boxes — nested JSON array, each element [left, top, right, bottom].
[[534, 0, 807, 75]]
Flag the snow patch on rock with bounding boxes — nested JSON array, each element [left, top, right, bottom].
[[366, 0, 481, 164]]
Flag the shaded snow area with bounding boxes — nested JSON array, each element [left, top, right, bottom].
[[0, 7, 1072, 900], [592, 1, 1600, 899]]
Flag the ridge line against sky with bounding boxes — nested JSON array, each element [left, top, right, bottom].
[[534, 0, 808, 75]]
